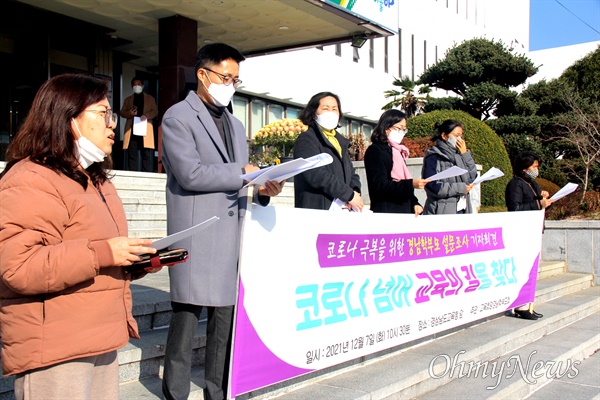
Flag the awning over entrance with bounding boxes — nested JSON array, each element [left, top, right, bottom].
[[16, 0, 398, 67]]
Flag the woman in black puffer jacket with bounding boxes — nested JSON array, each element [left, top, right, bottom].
[[505, 151, 553, 320]]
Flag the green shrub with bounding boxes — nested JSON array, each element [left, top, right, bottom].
[[479, 205, 507, 213], [407, 110, 512, 207]]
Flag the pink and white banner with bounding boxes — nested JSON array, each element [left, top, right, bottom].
[[229, 207, 545, 398]]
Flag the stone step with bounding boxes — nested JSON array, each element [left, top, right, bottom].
[[534, 272, 593, 304], [128, 228, 167, 240], [109, 271, 595, 399], [525, 349, 600, 400], [537, 259, 566, 280], [415, 312, 600, 400]]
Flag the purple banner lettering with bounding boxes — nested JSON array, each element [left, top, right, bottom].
[[316, 228, 504, 268]]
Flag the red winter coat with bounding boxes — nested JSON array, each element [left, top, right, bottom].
[[0, 159, 139, 375]]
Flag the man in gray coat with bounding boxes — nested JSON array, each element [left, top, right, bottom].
[[160, 43, 283, 400]]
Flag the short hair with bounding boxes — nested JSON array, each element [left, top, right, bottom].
[[371, 109, 407, 144], [431, 119, 464, 142], [298, 92, 343, 127], [2, 73, 110, 188], [195, 43, 245, 72], [512, 151, 542, 177], [131, 76, 143, 86]]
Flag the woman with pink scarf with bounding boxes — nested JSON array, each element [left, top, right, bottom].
[[364, 110, 429, 216]]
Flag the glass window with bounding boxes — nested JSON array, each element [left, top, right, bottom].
[[351, 121, 360, 135], [269, 104, 284, 122], [233, 96, 249, 135], [362, 124, 373, 138], [338, 118, 348, 135], [251, 99, 266, 138], [286, 107, 301, 119]]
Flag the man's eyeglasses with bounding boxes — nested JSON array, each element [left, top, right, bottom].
[[203, 68, 242, 88], [86, 109, 117, 126]]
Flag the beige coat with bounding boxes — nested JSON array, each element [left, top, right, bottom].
[[0, 160, 139, 375], [120, 92, 158, 149]]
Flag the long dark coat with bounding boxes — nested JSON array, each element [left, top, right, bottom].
[[293, 121, 361, 210], [364, 141, 420, 214]]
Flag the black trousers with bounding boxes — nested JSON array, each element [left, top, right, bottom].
[[127, 134, 153, 172], [162, 303, 234, 400]]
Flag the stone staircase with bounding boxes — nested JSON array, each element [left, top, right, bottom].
[[0, 171, 598, 400]]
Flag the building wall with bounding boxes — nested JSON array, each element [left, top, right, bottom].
[[239, 0, 530, 124]]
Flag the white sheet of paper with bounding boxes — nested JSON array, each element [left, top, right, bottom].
[[473, 166, 505, 185], [241, 153, 333, 188], [133, 116, 147, 136], [425, 165, 468, 181], [151, 216, 219, 250], [550, 182, 578, 202], [329, 198, 349, 212]]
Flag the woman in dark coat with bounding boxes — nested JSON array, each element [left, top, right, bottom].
[[421, 119, 478, 215], [364, 109, 429, 216], [505, 151, 553, 320], [293, 92, 363, 211]]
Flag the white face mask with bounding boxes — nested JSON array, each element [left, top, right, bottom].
[[202, 75, 236, 107], [133, 85, 143, 94], [316, 111, 339, 131], [447, 137, 458, 148], [72, 118, 106, 169], [388, 129, 407, 144]]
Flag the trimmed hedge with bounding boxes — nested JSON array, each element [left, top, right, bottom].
[[407, 110, 512, 207]]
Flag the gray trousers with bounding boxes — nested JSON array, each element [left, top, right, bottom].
[[162, 303, 234, 400]]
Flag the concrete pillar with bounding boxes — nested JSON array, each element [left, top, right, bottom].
[[157, 15, 197, 172]]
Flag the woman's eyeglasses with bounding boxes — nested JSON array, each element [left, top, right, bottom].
[[85, 109, 118, 126]]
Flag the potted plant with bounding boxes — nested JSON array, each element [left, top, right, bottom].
[[252, 118, 309, 166]]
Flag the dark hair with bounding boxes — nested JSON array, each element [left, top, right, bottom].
[[512, 151, 542, 177], [298, 92, 343, 126], [431, 119, 464, 142], [2, 73, 111, 188], [195, 43, 245, 72], [371, 109, 407, 144], [131, 76, 143, 86]]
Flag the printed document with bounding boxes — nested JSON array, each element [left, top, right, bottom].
[[151, 216, 219, 250], [133, 116, 147, 136], [550, 182, 578, 202], [473, 167, 504, 185], [241, 153, 333, 188], [426, 166, 468, 181]]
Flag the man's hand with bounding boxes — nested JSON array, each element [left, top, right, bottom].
[[258, 180, 285, 197]]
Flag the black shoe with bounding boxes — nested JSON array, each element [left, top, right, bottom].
[[532, 310, 543, 318], [514, 309, 539, 320]]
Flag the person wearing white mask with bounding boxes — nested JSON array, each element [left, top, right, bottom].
[[0, 74, 158, 399], [160, 43, 284, 400], [364, 109, 430, 216], [120, 77, 158, 172], [294, 92, 364, 211]]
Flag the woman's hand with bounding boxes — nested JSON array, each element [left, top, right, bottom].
[[414, 205, 423, 217], [466, 183, 476, 193], [412, 179, 430, 189], [541, 198, 553, 209], [347, 191, 364, 212], [541, 190, 550, 199], [456, 137, 468, 154], [107, 237, 156, 267]]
